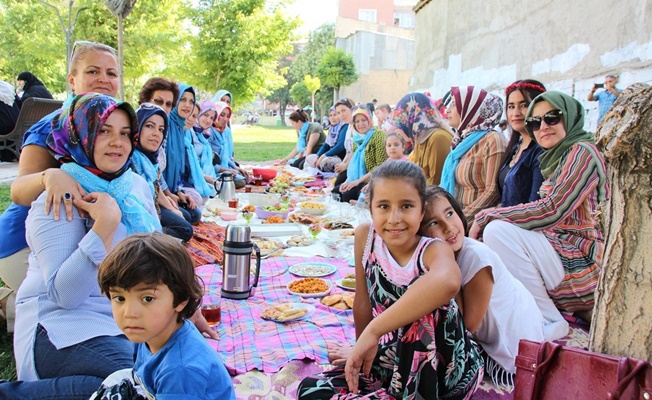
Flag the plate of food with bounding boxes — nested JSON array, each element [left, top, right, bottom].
[[251, 238, 284, 257], [255, 205, 289, 220], [296, 201, 328, 215], [323, 220, 355, 230], [260, 303, 315, 322], [288, 212, 323, 225], [287, 277, 333, 298], [288, 262, 337, 277], [262, 215, 286, 224], [286, 235, 314, 247], [335, 273, 356, 291], [320, 292, 355, 310]]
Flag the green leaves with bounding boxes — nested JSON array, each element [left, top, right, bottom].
[[316, 48, 358, 91]]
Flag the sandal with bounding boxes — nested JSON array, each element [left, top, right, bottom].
[[0, 287, 16, 333]]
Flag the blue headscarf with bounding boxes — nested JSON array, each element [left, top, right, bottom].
[[296, 121, 309, 153], [325, 106, 343, 147], [163, 84, 194, 193], [214, 101, 234, 170], [132, 103, 168, 195], [184, 128, 213, 197], [47, 93, 161, 234], [347, 108, 376, 182], [212, 89, 233, 105]]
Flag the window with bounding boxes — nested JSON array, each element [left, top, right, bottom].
[[358, 9, 377, 23], [393, 12, 414, 29]]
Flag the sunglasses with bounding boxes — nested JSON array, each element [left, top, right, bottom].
[[70, 40, 117, 61], [137, 102, 165, 113], [525, 109, 563, 132]]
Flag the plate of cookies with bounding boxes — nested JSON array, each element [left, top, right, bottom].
[[260, 303, 315, 323], [286, 235, 314, 247], [321, 292, 355, 310], [287, 277, 332, 298]]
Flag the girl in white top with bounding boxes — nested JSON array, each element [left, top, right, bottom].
[[419, 186, 545, 388]]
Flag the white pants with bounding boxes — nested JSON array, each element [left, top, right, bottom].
[[483, 220, 569, 340]]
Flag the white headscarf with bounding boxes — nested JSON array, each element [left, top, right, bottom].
[[0, 81, 16, 106]]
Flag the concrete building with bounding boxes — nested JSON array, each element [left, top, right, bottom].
[[411, 0, 652, 131], [335, 0, 418, 106]]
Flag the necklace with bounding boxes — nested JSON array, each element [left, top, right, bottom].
[[509, 138, 523, 168]]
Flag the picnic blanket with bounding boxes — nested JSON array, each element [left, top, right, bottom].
[[196, 257, 355, 376]]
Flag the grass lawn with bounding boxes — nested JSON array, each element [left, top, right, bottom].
[[233, 125, 296, 162], [0, 125, 298, 381]]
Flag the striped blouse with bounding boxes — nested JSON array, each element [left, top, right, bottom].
[[475, 142, 609, 312], [455, 131, 506, 226]]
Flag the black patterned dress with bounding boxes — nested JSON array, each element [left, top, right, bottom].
[[298, 228, 484, 399]]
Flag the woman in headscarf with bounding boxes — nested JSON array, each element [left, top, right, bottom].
[[1, 42, 118, 334], [213, 89, 232, 106], [332, 107, 387, 203], [441, 86, 506, 225], [497, 80, 546, 207], [391, 92, 454, 185], [0, 80, 20, 138], [305, 105, 346, 172], [1, 93, 159, 399], [211, 101, 248, 188], [15, 72, 54, 108], [470, 91, 609, 336], [162, 83, 208, 212], [132, 103, 193, 242]]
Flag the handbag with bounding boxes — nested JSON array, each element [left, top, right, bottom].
[[514, 340, 651, 400]]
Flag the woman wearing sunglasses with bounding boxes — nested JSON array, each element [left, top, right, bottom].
[[497, 80, 546, 207], [470, 91, 609, 337], [441, 86, 506, 225], [0, 42, 119, 333]]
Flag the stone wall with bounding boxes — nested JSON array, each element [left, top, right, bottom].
[[411, 0, 652, 131]]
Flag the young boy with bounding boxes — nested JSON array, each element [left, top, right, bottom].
[[94, 233, 235, 400]]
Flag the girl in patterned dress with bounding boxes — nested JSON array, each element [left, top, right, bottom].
[[298, 160, 484, 399]]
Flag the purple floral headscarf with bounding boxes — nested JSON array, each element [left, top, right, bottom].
[[47, 92, 138, 180], [391, 92, 452, 144]]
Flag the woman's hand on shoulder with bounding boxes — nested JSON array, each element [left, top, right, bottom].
[[73, 192, 121, 227], [43, 168, 86, 222]]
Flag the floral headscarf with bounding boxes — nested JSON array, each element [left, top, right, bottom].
[[450, 86, 503, 147], [197, 99, 217, 123], [392, 92, 452, 145], [351, 107, 373, 134], [325, 106, 343, 147], [48, 92, 138, 181]]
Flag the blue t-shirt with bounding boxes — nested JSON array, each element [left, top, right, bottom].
[[498, 141, 544, 207], [595, 89, 620, 121], [0, 109, 60, 258], [133, 320, 235, 400]]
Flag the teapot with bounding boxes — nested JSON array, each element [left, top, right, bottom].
[[221, 225, 261, 300], [214, 171, 237, 203]]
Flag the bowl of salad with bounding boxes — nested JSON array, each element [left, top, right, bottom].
[[255, 203, 290, 220]]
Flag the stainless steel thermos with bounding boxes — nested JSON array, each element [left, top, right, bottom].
[[221, 225, 261, 300]]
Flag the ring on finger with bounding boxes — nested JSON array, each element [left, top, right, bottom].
[[63, 192, 73, 202]]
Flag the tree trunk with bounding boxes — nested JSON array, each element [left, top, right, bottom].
[[590, 83, 652, 362], [279, 103, 287, 126]]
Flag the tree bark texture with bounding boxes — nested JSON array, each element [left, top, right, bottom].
[[590, 83, 652, 361]]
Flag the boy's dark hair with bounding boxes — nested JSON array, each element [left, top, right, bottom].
[[368, 160, 426, 208], [98, 233, 203, 322], [423, 186, 468, 236], [138, 77, 180, 108]]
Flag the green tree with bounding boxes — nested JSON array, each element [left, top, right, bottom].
[[191, 0, 298, 108], [316, 48, 358, 101], [266, 44, 299, 126], [0, 0, 195, 102], [290, 23, 334, 82], [289, 81, 310, 108], [303, 74, 320, 121]]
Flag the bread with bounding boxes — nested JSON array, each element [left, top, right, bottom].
[[321, 294, 343, 306]]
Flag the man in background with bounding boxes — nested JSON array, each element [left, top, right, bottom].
[[587, 74, 621, 123]]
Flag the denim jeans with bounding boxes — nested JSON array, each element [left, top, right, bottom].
[[0, 325, 133, 400], [160, 207, 194, 242], [180, 203, 201, 224]]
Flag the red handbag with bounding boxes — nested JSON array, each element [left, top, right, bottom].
[[514, 340, 652, 400]]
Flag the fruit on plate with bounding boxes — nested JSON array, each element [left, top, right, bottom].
[[263, 202, 289, 212]]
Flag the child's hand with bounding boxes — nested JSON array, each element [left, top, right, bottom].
[[189, 309, 220, 340], [344, 330, 379, 393]]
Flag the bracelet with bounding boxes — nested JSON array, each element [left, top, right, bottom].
[[40, 171, 46, 189]]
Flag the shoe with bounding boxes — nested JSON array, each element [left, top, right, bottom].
[[0, 287, 15, 333]]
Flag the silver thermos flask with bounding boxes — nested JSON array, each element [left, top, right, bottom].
[[221, 225, 261, 300]]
